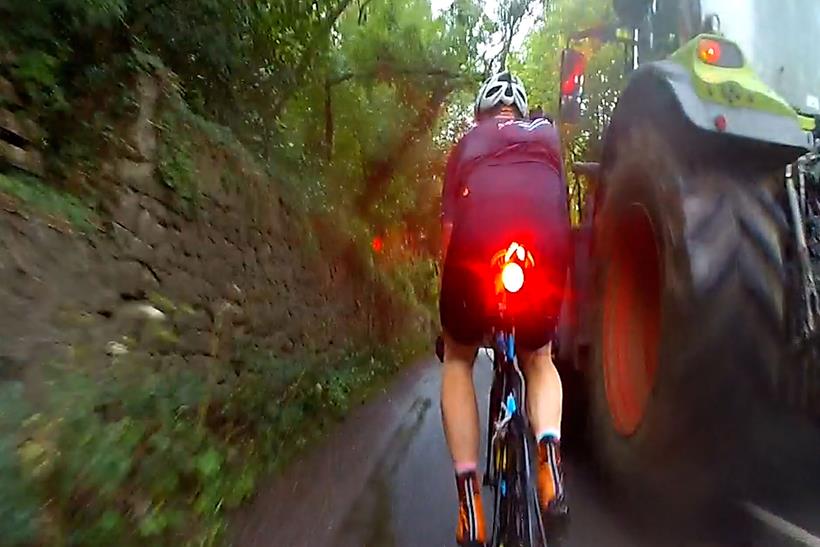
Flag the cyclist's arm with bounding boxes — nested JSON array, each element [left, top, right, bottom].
[[441, 143, 461, 263]]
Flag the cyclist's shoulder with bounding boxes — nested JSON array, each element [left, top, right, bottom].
[[452, 116, 560, 168], [499, 117, 559, 138]]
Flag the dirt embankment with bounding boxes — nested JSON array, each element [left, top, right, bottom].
[[0, 73, 426, 389]]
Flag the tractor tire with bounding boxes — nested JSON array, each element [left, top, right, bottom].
[[587, 77, 793, 505]]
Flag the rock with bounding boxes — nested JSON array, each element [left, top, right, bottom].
[[136, 209, 166, 247], [116, 159, 156, 192], [139, 194, 169, 222], [222, 282, 243, 303], [112, 260, 159, 298], [206, 255, 231, 285], [154, 240, 178, 270], [112, 222, 153, 262], [106, 341, 129, 356], [177, 308, 212, 331], [130, 75, 159, 162], [189, 355, 215, 371], [272, 332, 295, 354], [76, 287, 120, 315], [116, 302, 166, 322], [242, 248, 257, 272], [0, 108, 41, 144], [179, 330, 213, 355], [160, 269, 199, 304], [114, 191, 142, 233], [0, 140, 43, 176], [180, 229, 202, 258]]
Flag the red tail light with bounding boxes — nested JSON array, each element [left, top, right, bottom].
[[492, 242, 535, 295], [502, 262, 524, 293], [560, 49, 587, 96]]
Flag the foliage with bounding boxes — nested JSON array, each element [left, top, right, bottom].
[[1, 0, 489, 256], [0, 335, 426, 546], [0, 173, 97, 232], [156, 109, 198, 212], [0, 384, 39, 545]]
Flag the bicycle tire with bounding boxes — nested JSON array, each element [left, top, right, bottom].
[[488, 336, 548, 547], [491, 417, 547, 547]]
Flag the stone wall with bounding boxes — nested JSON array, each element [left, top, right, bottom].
[[0, 74, 410, 389]]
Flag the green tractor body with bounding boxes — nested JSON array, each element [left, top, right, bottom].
[[699, 0, 820, 121], [563, 0, 817, 148]]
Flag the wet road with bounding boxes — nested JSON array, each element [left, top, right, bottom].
[[233, 353, 820, 547]]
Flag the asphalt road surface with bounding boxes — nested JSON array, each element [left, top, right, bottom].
[[233, 353, 820, 547]]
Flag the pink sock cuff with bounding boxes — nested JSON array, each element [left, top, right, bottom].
[[454, 461, 478, 475]]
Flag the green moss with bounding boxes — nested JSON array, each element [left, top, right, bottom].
[[157, 110, 198, 213], [0, 173, 97, 232]]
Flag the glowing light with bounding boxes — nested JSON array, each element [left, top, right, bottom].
[[505, 241, 520, 262], [371, 236, 384, 253], [501, 262, 525, 293], [561, 50, 587, 96], [698, 39, 722, 65]]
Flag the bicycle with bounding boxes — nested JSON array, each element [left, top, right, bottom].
[[438, 241, 551, 547]]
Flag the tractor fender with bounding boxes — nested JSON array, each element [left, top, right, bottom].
[[620, 61, 813, 155]]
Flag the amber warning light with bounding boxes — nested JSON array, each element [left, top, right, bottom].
[[698, 38, 722, 65], [696, 37, 743, 68]]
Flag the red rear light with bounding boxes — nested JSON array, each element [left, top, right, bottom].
[[561, 50, 587, 96], [493, 242, 535, 295], [698, 38, 722, 65], [502, 262, 524, 293]]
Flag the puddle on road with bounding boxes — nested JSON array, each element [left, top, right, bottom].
[[333, 396, 433, 547]]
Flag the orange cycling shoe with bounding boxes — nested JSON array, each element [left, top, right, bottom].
[[455, 470, 487, 547], [537, 436, 570, 540]]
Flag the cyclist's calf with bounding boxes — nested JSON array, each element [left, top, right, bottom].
[[518, 343, 563, 442]]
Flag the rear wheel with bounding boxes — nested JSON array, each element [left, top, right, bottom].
[[491, 418, 546, 547], [588, 78, 790, 504]]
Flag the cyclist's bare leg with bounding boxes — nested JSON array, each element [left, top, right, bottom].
[[441, 333, 487, 545], [519, 343, 563, 438], [440, 332, 480, 466], [520, 342, 569, 527]]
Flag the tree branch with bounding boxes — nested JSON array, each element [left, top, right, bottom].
[[270, 0, 358, 118], [327, 67, 467, 87], [496, 0, 537, 70], [356, 84, 454, 216]]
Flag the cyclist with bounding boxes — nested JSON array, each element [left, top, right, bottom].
[[439, 72, 571, 546]]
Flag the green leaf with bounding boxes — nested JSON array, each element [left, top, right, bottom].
[[196, 448, 223, 478]]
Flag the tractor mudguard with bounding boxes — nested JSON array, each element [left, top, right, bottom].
[[619, 34, 813, 156], [626, 62, 812, 154]]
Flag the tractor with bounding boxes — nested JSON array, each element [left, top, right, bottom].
[[556, 0, 820, 502]]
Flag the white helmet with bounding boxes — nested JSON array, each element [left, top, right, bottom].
[[475, 71, 529, 118]]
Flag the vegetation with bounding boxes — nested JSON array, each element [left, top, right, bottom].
[[0, 173, 97, 232], [0, 0, 621, 544], [0, 336, 426, 545]]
